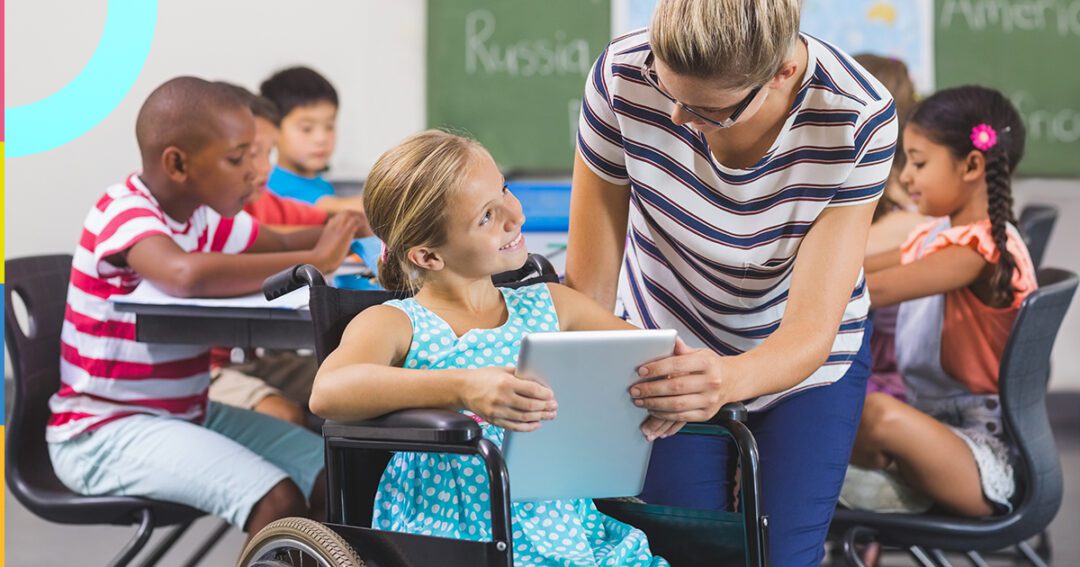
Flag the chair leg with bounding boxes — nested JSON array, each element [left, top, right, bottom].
[[136, 521, 193, 566], [964, 551, 991, 567], [178, 519, 232, 567], [108, 509, 155, 567], [908, 546, 938, 567], [841, 526, 874, 567], [1017, 540, 1050, 567], [930, 549, 955, 566], [1034, 530, 1052, 561]]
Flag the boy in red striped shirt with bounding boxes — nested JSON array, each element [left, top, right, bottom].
[[48, 77, 358, 544]]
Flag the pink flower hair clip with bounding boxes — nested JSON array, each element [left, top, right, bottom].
[[970, 123, 998, 152]]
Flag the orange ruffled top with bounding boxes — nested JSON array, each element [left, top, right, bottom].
[[900, 219, 1038, 394]]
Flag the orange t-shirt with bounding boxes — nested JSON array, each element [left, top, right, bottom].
[[900, 219, 1038, 394]]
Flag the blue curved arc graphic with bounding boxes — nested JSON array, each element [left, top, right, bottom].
[[5, 0, 157, 157]]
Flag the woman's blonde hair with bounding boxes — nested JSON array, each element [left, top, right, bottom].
[[363, 129, 483, 292], [650, 0, 801, 88]]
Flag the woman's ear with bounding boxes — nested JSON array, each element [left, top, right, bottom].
[[769, 59, 800, 88], [961, 150, 986, 183], [407, 246, 444, 273]]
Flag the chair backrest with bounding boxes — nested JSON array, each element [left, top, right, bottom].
[[3, 255, 77, 506], [998, 267, 1077, 542], [308, 254, 559, 364], [1017, 204, 1058, 269]]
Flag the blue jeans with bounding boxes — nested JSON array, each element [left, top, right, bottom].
[[640, 328, 872, 566]]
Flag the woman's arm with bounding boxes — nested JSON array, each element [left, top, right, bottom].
[[631, 201, 879, 421], [564, 151, 632, 311], [310, 305, 557, 429], [866, 245, 987, 309], [547, 283, 637, 331]]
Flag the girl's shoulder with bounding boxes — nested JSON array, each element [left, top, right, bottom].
[[923, 219, 1026, 265]]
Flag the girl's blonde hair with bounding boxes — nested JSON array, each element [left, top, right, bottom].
[[649, 0, 800, 88], [363, 129, 483, 292]]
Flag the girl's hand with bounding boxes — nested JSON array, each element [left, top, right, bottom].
[[630, 339, 740, 422], [640, 415, 685, 441], [461, 367, 558, 432]]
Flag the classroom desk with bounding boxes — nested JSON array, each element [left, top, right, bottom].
[[112, 301, 316, 349]]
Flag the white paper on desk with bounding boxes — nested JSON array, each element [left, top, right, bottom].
[[112, 281, 310, 310]]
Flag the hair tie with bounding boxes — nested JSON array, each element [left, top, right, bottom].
[[379, 242, 390, 263], [970, 123, 998, 152]]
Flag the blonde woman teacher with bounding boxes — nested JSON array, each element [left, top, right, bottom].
[[566, 1, 897, 564]]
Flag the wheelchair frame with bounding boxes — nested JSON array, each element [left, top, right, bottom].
[[249, 256, 769, 566]]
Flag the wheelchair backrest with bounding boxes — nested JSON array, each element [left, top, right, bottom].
[[308, 254, 559, 365]]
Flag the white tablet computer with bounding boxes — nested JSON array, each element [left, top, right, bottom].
[[503, 329, 677, 502]]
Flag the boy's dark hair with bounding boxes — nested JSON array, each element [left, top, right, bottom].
[[909, 85, 1027, 307], [215, 81, 282, 126], [136, 77, 250, 164], [259, 66, 339, 119]]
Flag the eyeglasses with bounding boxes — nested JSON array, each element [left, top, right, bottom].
[[641, 54, 763, 129]]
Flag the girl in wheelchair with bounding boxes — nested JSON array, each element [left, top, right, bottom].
[[308, 130, 676, 566], [845, 86, 1036, 520]]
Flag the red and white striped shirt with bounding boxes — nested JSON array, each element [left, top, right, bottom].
[[47, 174, 260, 442]]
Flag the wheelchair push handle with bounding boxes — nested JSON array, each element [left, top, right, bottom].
[[262, 264, 327, 300]]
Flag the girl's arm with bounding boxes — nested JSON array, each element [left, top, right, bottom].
[[865, 248, 903, 273], [546, 282, 685, 440], [564, 151, 632, 311], [309, 305, 557, 429], [866, 245, 988, 309], [547, 283, 637, 331]]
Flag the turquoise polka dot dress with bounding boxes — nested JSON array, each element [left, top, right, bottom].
[[373, 283, 667, 566]]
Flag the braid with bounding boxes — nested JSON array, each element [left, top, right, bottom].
[[376, 248, 418, 294], [985, 151, 1018, 307]]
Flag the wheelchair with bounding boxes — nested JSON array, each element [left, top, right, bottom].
[[240, 254, 769, 567]]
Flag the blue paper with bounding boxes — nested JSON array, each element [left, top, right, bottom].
[[351, 236, 383, 276]]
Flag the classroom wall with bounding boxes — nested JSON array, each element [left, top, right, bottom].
[[6, 1, 1080, 390], [5, 0, 425, 259]]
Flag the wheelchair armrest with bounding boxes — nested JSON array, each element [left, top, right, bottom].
[[322, 409, 483, 445], [710, 402, 748, 424]]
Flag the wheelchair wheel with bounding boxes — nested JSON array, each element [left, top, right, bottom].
[[238, 517, 365, 567]]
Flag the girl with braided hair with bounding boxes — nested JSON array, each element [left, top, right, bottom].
[[842, 86, 1037, 520]]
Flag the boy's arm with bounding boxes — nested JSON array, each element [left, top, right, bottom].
[[122, 223, 351, 298], [309, 305, 466, 421], [546, 283, 638, 331], [247, 211, 364, 253], [315, 193, 366, 215]]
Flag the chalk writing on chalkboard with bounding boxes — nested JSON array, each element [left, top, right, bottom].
[[465, 9, 593, 77]]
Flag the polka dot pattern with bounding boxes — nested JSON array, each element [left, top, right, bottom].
[[372, 284, 666, 566]]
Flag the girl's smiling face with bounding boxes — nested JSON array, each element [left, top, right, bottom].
[[432, 150, 528, 279], [899, 125, 981, 218]]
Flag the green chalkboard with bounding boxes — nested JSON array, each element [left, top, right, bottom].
[[427, 0, 612, 173], [935, 0, 1080, 177]]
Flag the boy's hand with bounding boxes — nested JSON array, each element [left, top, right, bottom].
[[312, 213, 363, 273], [336, 209, 373, 238], [640, 415, 685, 442], [460, 367, 557, 432]]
